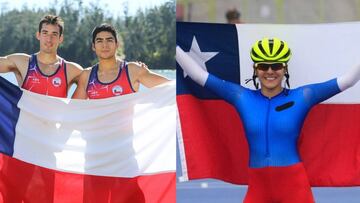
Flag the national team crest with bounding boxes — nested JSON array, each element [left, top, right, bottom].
[[52, 77, 62, 87], [112, 85, 123, 96]]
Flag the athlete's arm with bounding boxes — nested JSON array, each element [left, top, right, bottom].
[[128, 62, 170, 91], [0, 54, 29, 73], [72, 69, 90, 99], [0, 54, 30, 85], [337, 64, 360, 91], [0, 56, 17, 73], [176, 46, 243, 104], [302, 78, 340, 106], [66, 62, 84, 86], [176, 46, 208, 86], [302, 64, 360, 105]]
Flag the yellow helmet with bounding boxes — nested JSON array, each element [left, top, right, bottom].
[[250, 37, 291, 63]]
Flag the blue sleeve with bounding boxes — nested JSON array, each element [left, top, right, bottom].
[[303, 78, 341, 106], [204, 74, 244, 104]]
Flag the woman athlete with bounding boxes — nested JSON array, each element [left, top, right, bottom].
[[176, 37, 360, 203]]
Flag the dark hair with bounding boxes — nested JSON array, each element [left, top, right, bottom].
[[38, 15, 64, 36], [92, 24, 118, 44], [225, 8, 241, 22]]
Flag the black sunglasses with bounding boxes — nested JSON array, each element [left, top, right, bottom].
[[255, 63, 286, 71]]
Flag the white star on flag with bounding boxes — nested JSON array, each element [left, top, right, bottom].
[[183, 36, 218, 78]]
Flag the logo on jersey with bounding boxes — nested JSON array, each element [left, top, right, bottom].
[[112, 85, 123, 96], [52, 77, 62, 87], [31, 77, 40, 84]]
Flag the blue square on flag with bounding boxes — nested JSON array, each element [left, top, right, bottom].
[[176, 22, 240, 99]]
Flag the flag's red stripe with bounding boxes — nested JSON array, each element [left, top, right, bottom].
[[299, 103, 360, 186], [0, 154, 175, 203], [177, 95, 249, 184], [177, 94, 360, 186]]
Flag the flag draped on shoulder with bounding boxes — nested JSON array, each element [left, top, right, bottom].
[[176, 21, 360, 186], [0, 76, 176, 203]]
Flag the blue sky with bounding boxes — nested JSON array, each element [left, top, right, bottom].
[[0, 0, 171, 17]]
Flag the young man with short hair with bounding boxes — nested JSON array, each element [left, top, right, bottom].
[[0, 14, 83, 202], [72, 23, 169, 99], [0, 14, 83, 97]]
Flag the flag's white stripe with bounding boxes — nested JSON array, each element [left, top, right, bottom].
[[236, 22, 360, 103], [176, 107, 189, 182], [13, 81, 176, 177]]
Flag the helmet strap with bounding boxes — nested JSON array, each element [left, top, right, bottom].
[[284, 67, 290, 89], [253, 74, 259, 89], [244, 69, 259, 89], [252, 69, 259, 89]]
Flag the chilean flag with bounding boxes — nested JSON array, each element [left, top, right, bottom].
[[176, 22, 360, 186], [0, 76, 176, 203]]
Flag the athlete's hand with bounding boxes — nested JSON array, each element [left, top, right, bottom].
[[136, 61, 148, 70]]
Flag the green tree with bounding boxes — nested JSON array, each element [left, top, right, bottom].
[[121, 1, 175, 69]]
